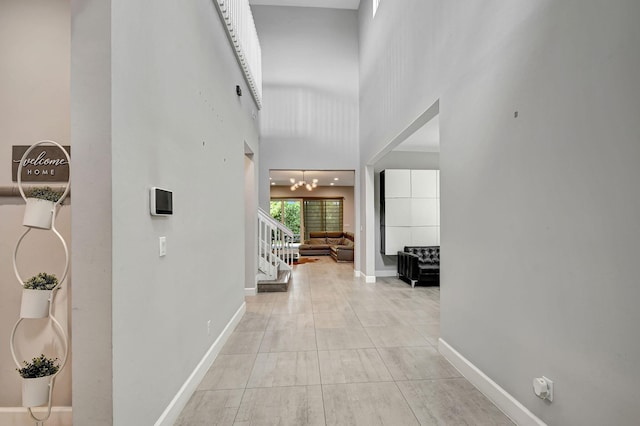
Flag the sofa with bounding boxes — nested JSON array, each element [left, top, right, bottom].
[[397, 246, 440, 287], [298, 231, 354, 262]]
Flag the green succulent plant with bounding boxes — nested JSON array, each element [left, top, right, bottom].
[[24, 272, 58, 290], [24, 186, 63, 202], [17, 354, 60, 379]]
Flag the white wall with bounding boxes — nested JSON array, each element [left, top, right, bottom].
[[71, 0, 259, 424], [0, 0, 70, 147], [360, 0, 640, 424], [71, 0, 113, 422], [251, 6, 359, 210], [0, 0, 72, 410], [244, 150, 258, 293]]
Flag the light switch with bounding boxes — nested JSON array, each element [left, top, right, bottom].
[[159, 236, 167, 256]]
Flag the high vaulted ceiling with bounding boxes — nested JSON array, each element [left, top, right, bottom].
[[249, 0, 361, 10]]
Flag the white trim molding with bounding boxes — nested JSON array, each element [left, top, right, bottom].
[[0, 407, 71, 426], [364, 274, 376, 283], [354, 270, 361, 277], [154, 302, 246, 426], [438, 338, 546, 426], [244, 287, 257, 296]]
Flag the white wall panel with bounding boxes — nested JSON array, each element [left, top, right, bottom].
[[411, 198, 438, 226], [381, 168, 440, 254], [385, 169, 411, 198], [385, 198, 412, 226], [411, 169, 437, 198], [411, 227, 438, 246]]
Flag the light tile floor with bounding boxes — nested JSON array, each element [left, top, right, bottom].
[[176, 257, 513, 425]]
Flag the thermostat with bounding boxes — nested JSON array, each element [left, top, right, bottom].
[[150, 187, 173, 216]]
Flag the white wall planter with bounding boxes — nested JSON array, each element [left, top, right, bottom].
[[21, 376, 51, 408], [10, 140, 71, 423], [20, 290, 51, 319], [22, 198, 55, 229]]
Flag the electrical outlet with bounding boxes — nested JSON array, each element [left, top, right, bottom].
[[533, 376, 554, 402], [543, 376, 554, 401]]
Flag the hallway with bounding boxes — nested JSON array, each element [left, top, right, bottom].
[[176, 257, 512, 425]]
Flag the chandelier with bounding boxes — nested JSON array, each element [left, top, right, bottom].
[[290, 171, 318, 191]]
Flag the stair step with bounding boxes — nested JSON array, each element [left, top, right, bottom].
[[257, 269, 291, 293]]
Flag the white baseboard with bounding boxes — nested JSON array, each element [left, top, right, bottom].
[[0, 407, 72, 426], [244, 287, 257, 296], [375, 270, 397, 277], [354, 270, 361, 277], [154, 302, 246, 426], [364, 274, 376, 283], [438, 338, 546, 426]]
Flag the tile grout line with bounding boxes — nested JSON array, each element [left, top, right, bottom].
[[392, 379, 423, 425], [230, 386, 248, 425], [310, 268, 329, 425]]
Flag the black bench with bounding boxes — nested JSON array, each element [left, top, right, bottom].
[[397, 246, 440, 288]]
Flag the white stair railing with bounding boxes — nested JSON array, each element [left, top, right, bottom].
[[258, 208, 294, 280], [214, 0, 262, 108]]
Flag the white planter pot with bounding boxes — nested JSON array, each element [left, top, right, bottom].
[[23, 198, 56, 229], [20, 289, 52, 319], [22, 376, 51, 407]]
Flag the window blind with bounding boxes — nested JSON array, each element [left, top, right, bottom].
[[303, 199, 343, 239]]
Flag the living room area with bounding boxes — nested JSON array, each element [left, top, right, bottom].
[[268, 170, 356, 263]]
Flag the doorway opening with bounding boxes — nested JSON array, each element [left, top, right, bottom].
[[370, 100, 440, 281], [269, 169, 355, 260]]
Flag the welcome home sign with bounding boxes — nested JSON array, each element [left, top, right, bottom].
[[12, 145, 71, 182]]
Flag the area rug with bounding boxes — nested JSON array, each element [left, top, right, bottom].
[[294, 257, 319, 265]]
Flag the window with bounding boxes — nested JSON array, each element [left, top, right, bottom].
[[373, 0, 382, 17], [303, 199, 343, 240], [270, 199, 302, 242], [272, 198, 344, 241]]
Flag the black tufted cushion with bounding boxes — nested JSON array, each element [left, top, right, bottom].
[[404, 246, 439, 265], [418, 263, 439, 271]]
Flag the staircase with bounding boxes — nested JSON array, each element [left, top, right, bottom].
[[257, 208, 294, 292]]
